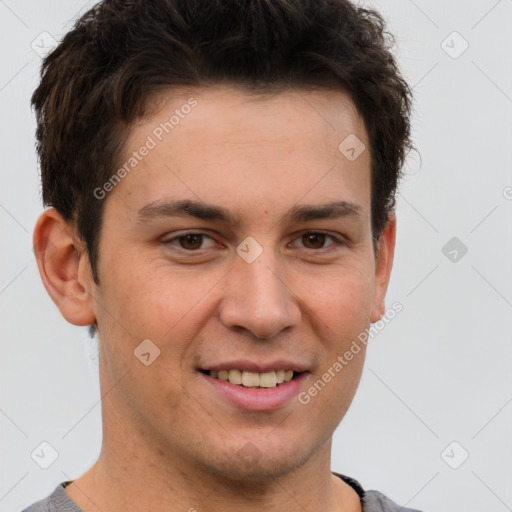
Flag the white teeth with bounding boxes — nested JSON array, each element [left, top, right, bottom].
[[259, 371, 277, 388], [242, 371, 260, 387], [228, 369, 242, 385], [208, 369, 297, 387]]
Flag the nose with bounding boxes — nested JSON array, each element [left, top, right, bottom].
[[218, 251, 301, 339]]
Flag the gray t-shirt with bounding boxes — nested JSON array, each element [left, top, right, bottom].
[[21, 474, 423, 512]]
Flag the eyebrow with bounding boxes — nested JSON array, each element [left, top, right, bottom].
[[285, 201, 363, 222], [135, 199, 364, 225], [136, 199, 239, 224]]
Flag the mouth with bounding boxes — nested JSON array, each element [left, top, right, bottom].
[[199, 369, 300, 388], [198, 363, 309, 411]]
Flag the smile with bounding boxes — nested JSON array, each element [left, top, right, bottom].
[[205, 369, 297, 388], [199, 367, 308, 411]]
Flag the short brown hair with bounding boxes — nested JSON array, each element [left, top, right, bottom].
[[32, 0, 412, 285]]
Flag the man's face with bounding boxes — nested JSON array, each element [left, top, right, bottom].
[[88, 86, 393, 481]]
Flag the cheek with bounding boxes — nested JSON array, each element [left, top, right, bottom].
[[101, 261, 224, 363], [298, 262, 375, 339], [99, 255, 183, 330]]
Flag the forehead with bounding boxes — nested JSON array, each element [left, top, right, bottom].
[[143, 85, 367, 153], [109, 85, 371, 221]]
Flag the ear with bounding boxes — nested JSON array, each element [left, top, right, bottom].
[[370, 214, 396, 323], [33, 208, 97, 326]]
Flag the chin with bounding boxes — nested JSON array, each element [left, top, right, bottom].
[[199, 438, 314, 485]]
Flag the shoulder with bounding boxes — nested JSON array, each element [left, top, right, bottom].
[[19, 482, 82, 512], [363, 489, 424, 512], [333, 473, 424, 512]]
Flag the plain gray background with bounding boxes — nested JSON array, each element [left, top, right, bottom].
[[1, 1, 511, 511]]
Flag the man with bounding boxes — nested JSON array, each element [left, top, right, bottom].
[[26, 0, 418, 511]]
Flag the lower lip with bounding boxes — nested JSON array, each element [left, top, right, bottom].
[[200, 372, 308, 411]]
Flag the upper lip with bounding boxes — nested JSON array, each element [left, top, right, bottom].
[[200, 360, 309, 373]]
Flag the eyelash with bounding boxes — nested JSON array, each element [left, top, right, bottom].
[[163, 231, 346, 253]]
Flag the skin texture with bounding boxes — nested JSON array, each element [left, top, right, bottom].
[[34, 86, 396, 512]]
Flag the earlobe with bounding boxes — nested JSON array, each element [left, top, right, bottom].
[[33, 208, 97, 326], [370, 214, 396, 323]]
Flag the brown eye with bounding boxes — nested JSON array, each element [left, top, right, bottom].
[[164, 232, 217, 252], [301, 232, 327, 249], [179, 234, 204, 250]]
